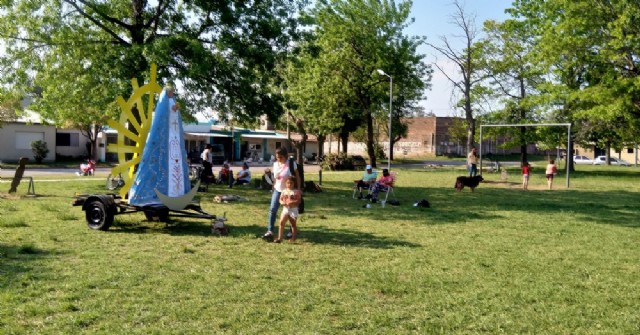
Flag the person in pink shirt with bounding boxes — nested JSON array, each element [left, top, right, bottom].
[[369, 169, 394, 203], [545, 159, 558, 190]]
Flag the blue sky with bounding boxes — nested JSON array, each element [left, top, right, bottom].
[[406, 1, 512, 116]]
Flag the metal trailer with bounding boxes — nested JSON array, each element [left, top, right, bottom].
[[72, 193, 221, 231]]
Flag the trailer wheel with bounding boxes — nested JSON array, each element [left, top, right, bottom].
[[85, 199, 114, 230]]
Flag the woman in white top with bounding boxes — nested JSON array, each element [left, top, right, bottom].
[[234, 162, 252, 185], [263, 147, 300, 239]]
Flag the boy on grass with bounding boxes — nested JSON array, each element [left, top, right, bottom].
[[274, 176, 301, 243]]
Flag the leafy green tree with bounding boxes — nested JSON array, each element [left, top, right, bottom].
[[477, 18, 546, 165], [282, 38, 350, 164], [0, 90, 21, 126], [509, 0, 640, 161], [0, 0, 307, 157], [308, 0, 430, 167]]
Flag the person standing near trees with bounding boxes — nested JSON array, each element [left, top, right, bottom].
[[467, 147, 478, 177], [545, 159, 557, 190], [200, 144, 214, 182], [522, 161, 531, 190], [274, 176, 301, 243], [262, 147, 300, 240]]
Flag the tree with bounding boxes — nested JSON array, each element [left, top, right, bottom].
[[477, 18, 546, 165], [308, 0, 430, 167], [0, 90, 21, 126], [509, 0, 640, 160], [0, 0, 307, 158], [282, 38, 352, 165], [428, 0, 485, 152]]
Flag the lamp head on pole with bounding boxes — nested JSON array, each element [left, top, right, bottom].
[[376, 69, 388, 77]]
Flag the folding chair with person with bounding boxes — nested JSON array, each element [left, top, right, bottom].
[[369, 169, 396, 205], [352, 164, 378, 199]]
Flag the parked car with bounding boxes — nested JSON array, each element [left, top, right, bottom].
[[592, 156, 631, 166], [573, 155, 593, 165]]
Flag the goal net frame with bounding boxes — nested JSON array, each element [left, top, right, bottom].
[[479, 123, 572, 188]]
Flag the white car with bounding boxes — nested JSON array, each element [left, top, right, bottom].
[[573, 155, 593, 165], [592, 156, 631, 166]]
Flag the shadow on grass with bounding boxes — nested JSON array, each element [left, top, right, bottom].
[[229, 224, 420, 249], [0, 243, 53, 289], [107, 219, 212, 236], [303, 176, 640, 228], [91, 168, 640, 236]]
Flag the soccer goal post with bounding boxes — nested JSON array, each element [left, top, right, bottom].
[[479, 123, 572, 188]]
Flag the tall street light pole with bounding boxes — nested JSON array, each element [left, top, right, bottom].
[[377, 69, 393, 171]]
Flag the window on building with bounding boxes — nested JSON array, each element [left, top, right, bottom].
[[275, 142, 281, 149], [628, 148, 634, 154], [56, 132, 80, 147], [106, 134, 117, 144]]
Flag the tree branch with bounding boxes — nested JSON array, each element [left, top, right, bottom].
[[62, 0, 130, 45]]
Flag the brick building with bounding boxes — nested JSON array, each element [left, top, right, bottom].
[[323, 116, 535, 158]]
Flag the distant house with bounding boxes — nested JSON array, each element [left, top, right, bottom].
[[0, 110, 90, 163]]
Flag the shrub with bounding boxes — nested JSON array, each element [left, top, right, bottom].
[[374, 143, 387, 159], [321, 152, 363, 171], [31, 140, 49, 163]]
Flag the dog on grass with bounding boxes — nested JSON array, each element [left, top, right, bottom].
[[455, 175, 484, 192]]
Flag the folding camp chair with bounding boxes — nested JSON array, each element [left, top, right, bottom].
[[379, 172, 397, 204], [352, 169, 378, 199], [353, 180, 376, 199]]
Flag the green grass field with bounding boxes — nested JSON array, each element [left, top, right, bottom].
[[1, 165, 639, 334]]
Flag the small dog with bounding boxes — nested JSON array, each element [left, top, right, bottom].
[[455, 175, 484, 192]]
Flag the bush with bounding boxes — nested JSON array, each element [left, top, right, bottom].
[[31, 140, 49, 163], [374, 143, 387, 159], [321, 152, 354, 171]]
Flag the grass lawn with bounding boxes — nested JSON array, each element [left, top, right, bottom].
[[1, 165, 639, 334]]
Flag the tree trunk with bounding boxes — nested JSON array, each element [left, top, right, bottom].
[[316, 134, 326, 160], [366, 110, 376, 168], [520, 125, 528, 166], [466, 117, 475, 152], [340, 132, 349, 153]]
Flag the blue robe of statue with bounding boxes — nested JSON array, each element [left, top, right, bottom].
[[128, 89, 191, 206]]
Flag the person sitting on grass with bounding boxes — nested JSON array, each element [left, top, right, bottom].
[[260, 168, 275, 190], [369, 169, 393, 203], [354, 164, 377, 199], [234, 162, 252, 185], [274, 176, 301, 243], [217, 162, 234, 187]]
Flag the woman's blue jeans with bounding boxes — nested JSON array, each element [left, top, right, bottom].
[[468, 164, 478, 177], [267, 190, 282, 233]]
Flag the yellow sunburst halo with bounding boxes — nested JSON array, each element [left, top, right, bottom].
[[106, 63, 163, 198]]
